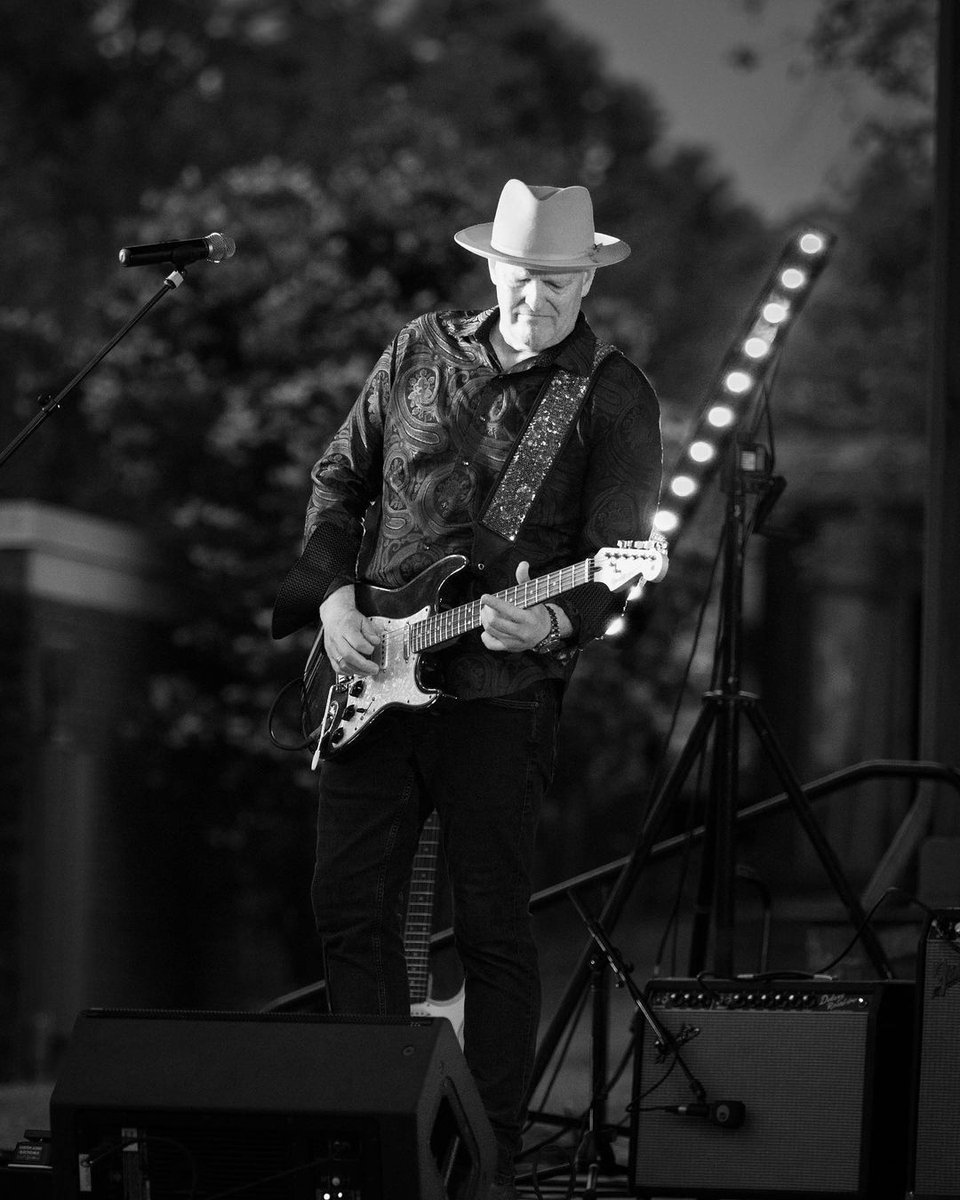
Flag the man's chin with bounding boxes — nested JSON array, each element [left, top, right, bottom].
[[507, 320, 555, 353]]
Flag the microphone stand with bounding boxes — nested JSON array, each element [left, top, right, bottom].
[[566, 891, 706, 1199], [0, 267, 189, 470]]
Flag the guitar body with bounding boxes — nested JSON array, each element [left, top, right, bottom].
[[303, 555, 468, 761], [411, 991, 466, 1045]]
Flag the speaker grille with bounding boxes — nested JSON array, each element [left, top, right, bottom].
[[910, 913, 960, 1199], [630, 979, 914, 1200]]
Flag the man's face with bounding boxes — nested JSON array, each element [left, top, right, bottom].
[[489, 260, 595, 356]]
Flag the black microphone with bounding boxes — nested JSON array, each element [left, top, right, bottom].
[[118, 232, 236, 268], [664, 1100, 746, 1129]]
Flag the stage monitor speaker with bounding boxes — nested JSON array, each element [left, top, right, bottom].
[[630, 977, 914, 1200], [908, 909, 960, 1200], [49, 1009, 494, 1200]]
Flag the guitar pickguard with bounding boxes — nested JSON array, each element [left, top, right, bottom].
[[313, 606, 440, 761]]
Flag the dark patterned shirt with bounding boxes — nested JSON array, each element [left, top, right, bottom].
[[300, 307, 661, 699]]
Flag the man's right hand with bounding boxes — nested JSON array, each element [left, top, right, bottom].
[[319, 585, 381, 676]]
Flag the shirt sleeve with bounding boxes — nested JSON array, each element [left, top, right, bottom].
[[554, 352, 663, 645], [270, 335, 398, 638], [299, 335, 397, 607], [306, 341, 394, 531]]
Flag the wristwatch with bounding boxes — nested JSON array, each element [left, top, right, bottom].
[[532, 603, 565, 654]]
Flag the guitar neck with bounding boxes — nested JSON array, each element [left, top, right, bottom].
[[404, 814, 441, 1004], [412, 558, 593, 653]]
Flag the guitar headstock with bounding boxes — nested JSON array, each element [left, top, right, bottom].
[[592, 537, 669, 591]]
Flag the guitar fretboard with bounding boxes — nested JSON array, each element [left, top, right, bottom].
[[404, 813, 441, 1004], [409, 560, 593, 654]]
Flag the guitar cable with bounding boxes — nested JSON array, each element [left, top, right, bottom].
[[267, 675, 316, 752]]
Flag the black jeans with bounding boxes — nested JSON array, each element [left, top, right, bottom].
[[312, 682, 561, 1179]]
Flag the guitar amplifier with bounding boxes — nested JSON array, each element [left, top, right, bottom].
[[630, 977, 914, 1199], [908, 910, 960, 1199]]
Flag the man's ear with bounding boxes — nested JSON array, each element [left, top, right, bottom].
[[581, 268, 597, 297], [488, 259, 500, 286]]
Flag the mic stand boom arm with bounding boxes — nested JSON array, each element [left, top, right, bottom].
[[0, 267, 188, 471], [568, 890, 706, 1104]]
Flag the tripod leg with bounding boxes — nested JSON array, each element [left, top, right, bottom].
[[688, 692, 742, 976], [687, 753, 720, 976], [580, 957, 617, 1199], [712, 691, 741, 975], [744, 699, 895, 979]]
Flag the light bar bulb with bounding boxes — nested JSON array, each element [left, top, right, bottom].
[[688, 439, 716, 463], [670, 474, 698, 498], [654, 508, 679, 534], [799, 231, 827, 255], [762, 300, 789, 324], [724, 369, 754, 394], [744, 335, 771, 359], [604, 614, 626, 637], [707, 403, 735, 427], [780, 267, 807, 290]]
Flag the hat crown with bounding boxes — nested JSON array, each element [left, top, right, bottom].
[[453, 178, 629, 270], [490, 180, 597, 264]]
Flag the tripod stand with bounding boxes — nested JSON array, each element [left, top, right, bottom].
[[679, 435, 894, 978], [524, 430, 895, 1119]]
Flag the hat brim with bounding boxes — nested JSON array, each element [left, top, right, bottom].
[[454, 223, 630, 271]]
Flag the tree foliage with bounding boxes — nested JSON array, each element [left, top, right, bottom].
[[735, 0, 935, 522], [806, 0, 936, 106]]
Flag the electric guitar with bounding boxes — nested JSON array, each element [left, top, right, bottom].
[[302, 538, 667, 767], [405, 811, 465, 1043]]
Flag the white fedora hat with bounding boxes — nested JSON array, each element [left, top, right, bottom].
[[455, 179, 630, 271]]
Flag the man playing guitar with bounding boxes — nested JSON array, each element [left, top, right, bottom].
[[272, 178, 663, 1199]]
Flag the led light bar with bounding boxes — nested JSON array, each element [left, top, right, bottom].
[[610, 226, 835, 636], [651, 226, 835, 546]]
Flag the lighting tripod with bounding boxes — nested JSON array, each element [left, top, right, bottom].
[[673, 435, 894, 978], [524, 431, 896, 1126]]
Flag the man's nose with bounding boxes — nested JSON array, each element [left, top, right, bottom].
[[522, 279, 549, 307]]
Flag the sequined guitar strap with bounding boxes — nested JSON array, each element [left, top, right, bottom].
[[474, 339, 615, 564]]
